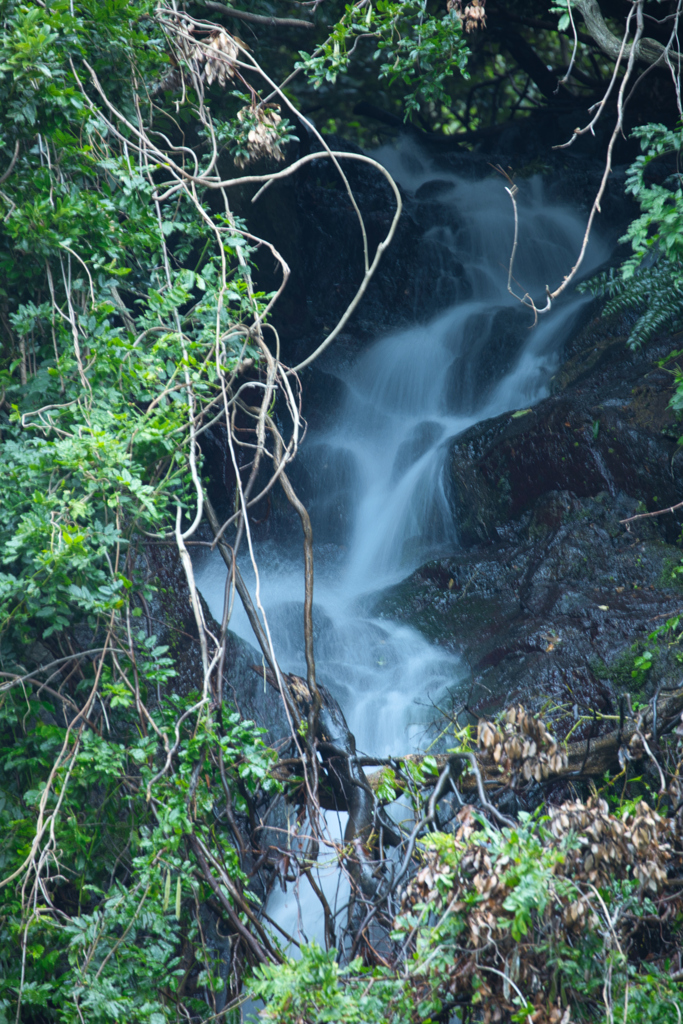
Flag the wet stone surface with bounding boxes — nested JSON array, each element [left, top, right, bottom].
[[448, 316, 683, 547], [375, 489, 683, 729], [374, 320, 683, 728]]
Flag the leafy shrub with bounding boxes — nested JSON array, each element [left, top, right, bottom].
[[584, 123, 683, 349]]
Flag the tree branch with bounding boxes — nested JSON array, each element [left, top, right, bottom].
[[576, 0, 682, 68], [0, 140, 20, 185], [201, 1, 314, 30], [495, 24, 567, 100], [362, 685, 683, 795]]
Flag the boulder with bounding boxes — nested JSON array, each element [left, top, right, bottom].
[[448, 318, 683, 547], [375, 321, 683, 726]]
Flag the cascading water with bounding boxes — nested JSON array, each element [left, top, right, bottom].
[[196, 140, 610, 952]]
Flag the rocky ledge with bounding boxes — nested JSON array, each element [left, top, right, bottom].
[[374, 315, 683, 733]]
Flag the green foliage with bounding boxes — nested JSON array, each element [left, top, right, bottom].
[[0, 0, 270, 661], [584, 123, 683, 349], [548, 0, 578, 33], [0, 678, 281, 1021], [251, 943, 401, 1024], [375, 766, 398, 802], [297, 0, 470, 118], [631, 648, 654, 685], [0, 1, 283, 1019], [606, 612, 683, 693], [252, 808, 683, 1023]]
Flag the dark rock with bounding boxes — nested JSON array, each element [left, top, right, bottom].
[[232, 148, 439, 372], [414, 179, 457, 201], [374, 321, 683, 733], [375, 488, 683, 733], [448, 320, 683, 547]]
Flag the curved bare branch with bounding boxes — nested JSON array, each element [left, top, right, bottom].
[[576, 0, 682, 68]]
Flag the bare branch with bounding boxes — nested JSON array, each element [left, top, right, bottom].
[[0, 140, 20, 185], [576, 0, 682, 69], [620, 499, 683, 524], [202, 1, 314, 30]]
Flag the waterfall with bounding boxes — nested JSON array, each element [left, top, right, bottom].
[[195, 139, 609, 954]]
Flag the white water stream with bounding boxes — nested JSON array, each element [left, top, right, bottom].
[[196, 141, 610, 955]]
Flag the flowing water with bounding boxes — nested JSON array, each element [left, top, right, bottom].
[[195, 140, 610, 952]]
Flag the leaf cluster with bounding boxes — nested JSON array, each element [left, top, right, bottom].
[[296, 0, 470, 118], [583, 123, 683, 351], [0, 2, 285, 1020]]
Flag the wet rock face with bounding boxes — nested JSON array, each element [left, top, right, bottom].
[[375, 320, 683, 725], [448, 319, 683, 547], [238, 141, 468, 380], [375, 488, 683, 727]]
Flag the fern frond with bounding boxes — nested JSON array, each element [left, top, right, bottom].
[[583, 122, 683, 350], [586, 258, 683, 349]]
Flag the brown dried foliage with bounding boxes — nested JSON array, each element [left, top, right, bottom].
[[175, 22, 238, 87], [477, 705, 570, 784], [401, 796, 683, 1022], [234, 106, 287, 168], [448, 0, 487, 33], [394, 704, 683, 1023]]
